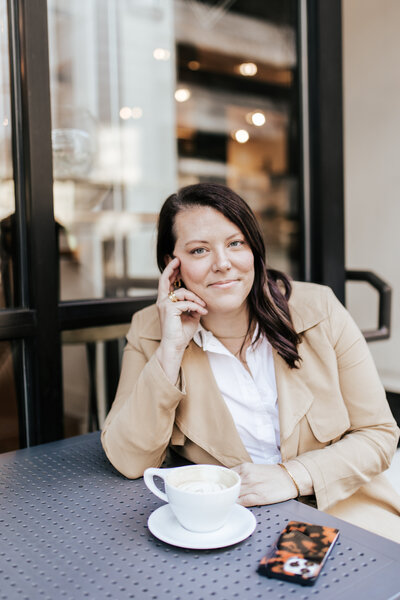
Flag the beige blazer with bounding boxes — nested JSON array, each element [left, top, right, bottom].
[[101, 282, 400, 541]]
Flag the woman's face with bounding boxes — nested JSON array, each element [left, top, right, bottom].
[[172, 206, 255, 317]]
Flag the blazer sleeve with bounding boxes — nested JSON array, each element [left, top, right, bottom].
[[101, 313, 185, 478], [294, 288, 399, 511]]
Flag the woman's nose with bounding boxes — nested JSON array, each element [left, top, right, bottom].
[[212, 251, 231, 272]]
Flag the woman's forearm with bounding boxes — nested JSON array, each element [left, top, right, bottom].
[[101, 346, 185, 478], [155, 342, 186, 386]]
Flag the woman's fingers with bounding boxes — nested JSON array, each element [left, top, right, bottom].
[[158, 259, 207, 314], [169, 287, 206, 307], [158, 257, 180, 296], [156, 259, 207, 348], [231, 463, 251, 477], [232, 463, 296, 506], [172, 300, 208, 316]]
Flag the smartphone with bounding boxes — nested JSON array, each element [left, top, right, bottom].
[[258, 520, 339, 586]]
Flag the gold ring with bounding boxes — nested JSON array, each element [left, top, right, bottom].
[[168, 291, 178, 302]]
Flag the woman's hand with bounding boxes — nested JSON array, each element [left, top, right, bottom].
[[232, 462, 301, 506], [155, 257, 208, 384], [157, 257, 207, 350]]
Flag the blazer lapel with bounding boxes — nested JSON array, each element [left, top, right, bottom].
[[274, 348, 314, 461], [276, 285, 330, 461], [175, 341, 252, 467]]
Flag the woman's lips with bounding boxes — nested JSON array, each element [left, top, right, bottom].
[[208, 279, 238, 288]]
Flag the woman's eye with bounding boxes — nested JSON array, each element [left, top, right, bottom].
[[190, 247, 206, 255], [229, 240, 244, 248]]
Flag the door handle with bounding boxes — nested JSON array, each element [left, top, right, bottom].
[[345, 270, 392, 341]]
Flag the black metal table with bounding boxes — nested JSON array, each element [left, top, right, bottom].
[[1, 432, 399, 600]]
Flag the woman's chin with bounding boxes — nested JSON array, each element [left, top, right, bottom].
[[204, 299, 248, 317]]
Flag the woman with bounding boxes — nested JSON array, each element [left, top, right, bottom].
[[101, 183, 400, 541]]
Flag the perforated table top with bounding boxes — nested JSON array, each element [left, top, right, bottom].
[[1, 432, 399, 600]]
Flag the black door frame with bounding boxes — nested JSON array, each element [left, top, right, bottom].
[[305, 0, 345, 302], [3, 0, 344, 446]]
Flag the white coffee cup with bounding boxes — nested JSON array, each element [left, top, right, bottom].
[[144, 464, 241, 533]]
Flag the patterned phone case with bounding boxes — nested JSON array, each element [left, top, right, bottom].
[[258, 521, 339, 586]]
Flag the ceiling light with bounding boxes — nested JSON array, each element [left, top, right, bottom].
[[175, 88, 191, 102], [233, 129, 249, 143], [248, 111, 265, 126], [153, 48, 170, 61], [119, 107, 132, 120], [238, 62, 258, 76], [188, 60, 200, 71]]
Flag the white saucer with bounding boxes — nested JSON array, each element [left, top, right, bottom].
[[147, 503, 256, 549]]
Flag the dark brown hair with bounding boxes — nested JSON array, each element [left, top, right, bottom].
[[157, 183, 301, 368]]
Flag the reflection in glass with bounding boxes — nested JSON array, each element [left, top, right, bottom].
[[0, 0, 16, 309], [48, 0, 176, 303], [62, 340, 90, 438], [62, 325, 128, 438], [175, 0, 299, 277]]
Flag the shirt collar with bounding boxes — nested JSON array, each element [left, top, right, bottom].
[[193, 323, 227, 354], [193, 323, 261, 355]]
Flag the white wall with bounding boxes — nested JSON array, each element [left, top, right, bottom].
[[342, 0, 400, 391]]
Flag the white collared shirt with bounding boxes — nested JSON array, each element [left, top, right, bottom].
[[193, 325, 281, 464]]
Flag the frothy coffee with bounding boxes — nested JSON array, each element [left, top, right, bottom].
[[175, 480, 229, 493]]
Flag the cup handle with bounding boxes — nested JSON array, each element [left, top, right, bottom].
[[143, 467, 169, 502]]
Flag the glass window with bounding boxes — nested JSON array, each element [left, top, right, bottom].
[[48, 0, 300, 304], [175, 0, 299, 276], [48, 0, 176, 302], [61, 325, 128, 437], [48, 1, 300, 434], [0, 0, 16, 309]]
